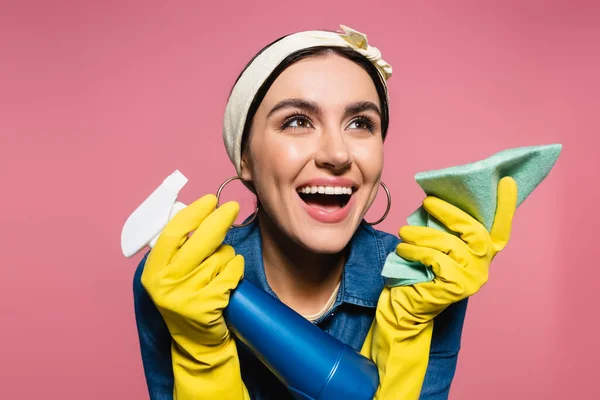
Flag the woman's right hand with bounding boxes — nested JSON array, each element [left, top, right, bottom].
[[141, 194, 250, 399]]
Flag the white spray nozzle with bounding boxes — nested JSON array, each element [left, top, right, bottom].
[[120, 170, 189, 258]]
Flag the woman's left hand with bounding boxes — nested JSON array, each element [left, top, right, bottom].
[[396, 175, 519, 318], [362, 176, 518, 400]]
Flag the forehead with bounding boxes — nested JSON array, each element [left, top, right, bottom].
[[260, 53, 380, 110]]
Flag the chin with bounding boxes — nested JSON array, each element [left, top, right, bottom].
[[290, 211, 363, 254], [295, 227, 355, 254]]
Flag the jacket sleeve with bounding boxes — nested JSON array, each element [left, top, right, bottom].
[[420, 298, 469, 400], [133, 252, 175, 400]]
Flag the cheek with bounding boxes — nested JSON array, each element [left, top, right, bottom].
[[270, 140, 308, 167], [251, 136, 314, 186], [352, 141, 384, 181]]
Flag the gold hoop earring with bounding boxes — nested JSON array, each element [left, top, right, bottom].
[[365, 181, 391, 226], [216, 176, 259, 228]]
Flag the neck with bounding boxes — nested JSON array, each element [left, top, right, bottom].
[[257, 210, 347, 316]]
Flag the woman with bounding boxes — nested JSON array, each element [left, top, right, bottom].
[[134, 25, 517, 399]]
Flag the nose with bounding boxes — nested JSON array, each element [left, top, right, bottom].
[[314, 128, 352, 172]]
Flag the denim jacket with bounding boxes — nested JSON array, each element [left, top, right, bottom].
[[133, 220, 468, 399]]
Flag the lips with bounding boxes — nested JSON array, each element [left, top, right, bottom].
[[295, 178, 358, 224]]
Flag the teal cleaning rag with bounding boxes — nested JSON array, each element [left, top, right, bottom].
[[382, 144, 563, 287]]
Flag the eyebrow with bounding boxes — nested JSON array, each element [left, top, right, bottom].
[[266, 99, 381, 119], [267, 99, 320, 118], [344, 101, 381, 119]]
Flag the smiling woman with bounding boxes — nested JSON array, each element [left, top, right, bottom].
[[132, 25, 518, 400]]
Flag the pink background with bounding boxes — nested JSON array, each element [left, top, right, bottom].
[[1, 1, 598, 399]]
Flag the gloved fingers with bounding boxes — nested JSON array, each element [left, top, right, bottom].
[[489, 176, 518, 252], [422, 196, 489, 254], [167, 253, 243, 343], [201, 254, 245, 312], [396, 242, 461, 284], [169, 201, 240, 278], [398, 226, 469, 266], [397, 242, 488, 298], [211, 254, 245, 295], [144, 194, 218, 283], [175, 244, 236, 286]]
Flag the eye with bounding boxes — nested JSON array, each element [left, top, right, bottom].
[[347, 116, 376, 133], [280, 114, 314, 131]]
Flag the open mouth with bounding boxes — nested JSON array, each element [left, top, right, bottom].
[[296, 185, 354, 213]]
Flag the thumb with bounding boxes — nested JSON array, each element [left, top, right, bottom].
[[489, 176, 518, 252]]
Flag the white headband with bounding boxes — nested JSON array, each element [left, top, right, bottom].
[[222, 25, 393, 176]]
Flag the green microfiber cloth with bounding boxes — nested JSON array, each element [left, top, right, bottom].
[[382, 144, 563, 287]]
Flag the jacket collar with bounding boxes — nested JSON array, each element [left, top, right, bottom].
[[224, 219, 386, 309]]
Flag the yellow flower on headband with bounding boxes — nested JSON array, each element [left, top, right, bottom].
[[339, 24, 369, 49], [338, 25, 392, 80]]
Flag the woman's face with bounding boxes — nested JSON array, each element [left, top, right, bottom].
[[241, 53, 384, 254]]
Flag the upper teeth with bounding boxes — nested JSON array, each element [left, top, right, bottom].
[[297, 186, 353, 195]]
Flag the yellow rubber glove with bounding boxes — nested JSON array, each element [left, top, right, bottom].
[[141, 194, 250, 400], [361, 176, 518, 399]]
